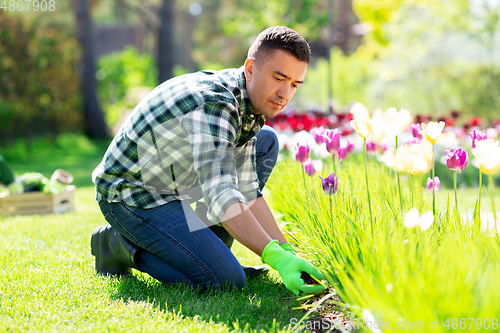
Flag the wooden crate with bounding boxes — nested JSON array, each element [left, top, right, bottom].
[[0, 185, 75, 217]]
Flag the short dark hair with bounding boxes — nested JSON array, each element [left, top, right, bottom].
[[248, 26, 311, 64]]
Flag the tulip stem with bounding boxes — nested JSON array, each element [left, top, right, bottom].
[[330, 194, 333, 225], [301, 168, 307, 193], [479, 171, 482, 213], [332, 153, 336, 175], [489, 175, 497, 223], [432, 144, 436, 216], [364, 138, 374, 237], [395, 136, 403, 214], [454, 170, 458, 211]]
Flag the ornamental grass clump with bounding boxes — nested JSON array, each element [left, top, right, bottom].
[[350, 103, 413, 223], [388, 108, 413, 215], [267, 156, 500, 333], [349, 102, 375, 234]]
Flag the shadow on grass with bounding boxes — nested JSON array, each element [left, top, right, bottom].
[[107, 273, 304, 332]]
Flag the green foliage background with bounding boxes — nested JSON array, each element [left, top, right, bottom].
[[96, 46, 157, 129], [0, 13, 82, 143], [1, 0, 500, 144]]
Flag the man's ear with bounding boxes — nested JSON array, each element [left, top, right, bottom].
[[244, 58, 255, 81]]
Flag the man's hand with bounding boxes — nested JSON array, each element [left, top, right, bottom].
[[261, 240, 325, 295], [280, 242, 296, 255]]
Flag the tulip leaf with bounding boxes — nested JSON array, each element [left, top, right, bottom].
[[383, 191, 398, 220], [473, 198, 481, 233], [341, 210, 372, 241], [453, 206, 461, 224]]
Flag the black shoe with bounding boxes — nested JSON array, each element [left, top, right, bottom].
[[91, 225, 138, 276], [242, 265, 269, 278], [109, 228, 139, 270]]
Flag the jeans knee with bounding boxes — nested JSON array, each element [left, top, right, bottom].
[[257, 125, 279, 163], [223, 267, 246, 291]]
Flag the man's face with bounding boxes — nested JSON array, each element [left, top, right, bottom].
[[244, 49, 307, 117]]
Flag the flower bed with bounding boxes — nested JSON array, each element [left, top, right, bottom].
[[268, 104, 500, 332]]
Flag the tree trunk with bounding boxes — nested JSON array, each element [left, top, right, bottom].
[[337, 0, 352, 56], [73, 0, 109, 139], [158, 0, 175, 84]]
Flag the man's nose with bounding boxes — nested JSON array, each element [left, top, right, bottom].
[[277, 83, 291, 100]]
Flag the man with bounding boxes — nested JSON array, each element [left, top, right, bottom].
[[91, 26, 325, 295]]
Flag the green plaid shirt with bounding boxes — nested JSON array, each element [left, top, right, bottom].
[[92, 67, 266, 224]]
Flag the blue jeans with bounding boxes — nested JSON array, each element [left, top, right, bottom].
[[98, 125, 279, 292]]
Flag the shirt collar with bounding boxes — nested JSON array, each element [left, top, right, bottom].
[[237, 67, 267, 122]]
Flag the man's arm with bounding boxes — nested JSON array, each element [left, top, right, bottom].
[[221, 197, 326, 296], [220, 196, 287, 256]]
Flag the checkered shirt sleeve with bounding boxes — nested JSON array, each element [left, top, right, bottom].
[[92, 68, 264, 225]]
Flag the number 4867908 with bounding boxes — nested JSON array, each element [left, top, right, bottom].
[[1, 0, 55, 11]]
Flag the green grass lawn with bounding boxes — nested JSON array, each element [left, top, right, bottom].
[[0, 137, 309, 333]]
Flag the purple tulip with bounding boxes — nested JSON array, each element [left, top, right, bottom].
[[427, 177, 440, 191], [319, 173, 339, 195], [346, 138, 355, 153], [325, 129, 341, 153], [444, 147, 468, 172], [312, 127, 328, 145], [303, 158, 316, 176], [470, 129, 487, 148], [295, 142, 310, 163], [366, 141, 377, 153], [412, 123, 423, 140]]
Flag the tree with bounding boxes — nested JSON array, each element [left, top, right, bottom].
[[158, 0, 175, 83], [73, 0, 110, 138]]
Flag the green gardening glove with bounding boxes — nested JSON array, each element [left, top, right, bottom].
[[261, 240, 325, 296], [280, 242, 296, 255]]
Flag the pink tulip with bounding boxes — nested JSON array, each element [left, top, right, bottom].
[[366, 141, 377, 153], [325, 129, 341, 153], [444, 147, 468, 172], [337, 146, 347, 160], [312, 127, 328, 145], [346, 138, 355, 153], [295, 142, 310, 163], [427, 177, 440, 191], [319, 173, 338, 195], [405, 138, 420, 145], [412, 123, 423, 140], [470, 129, 487, 148], [303, 158, 316, 176]]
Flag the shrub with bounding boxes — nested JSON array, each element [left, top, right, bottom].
[[96, 46, 157, 129], [0, 13, 82, 143]]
